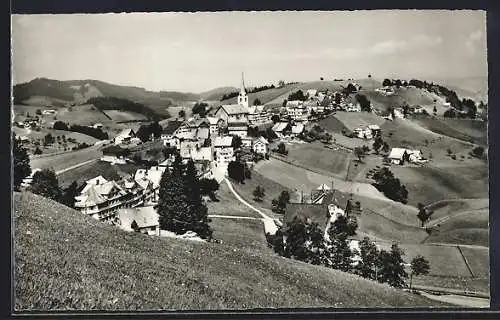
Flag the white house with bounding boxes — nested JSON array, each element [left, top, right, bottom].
[[42, 109, 57, 115], [291, 123, 305, 137], [114, 128, 136, 145], [393, 108, 405, 119], [252, 136, 269, 155], [247, 105, 271, 125], [354, 127, 373, 139], [306, 89, 318, 98], [286, 101, 309, 122], [368, 124, 381, 136], [214, 136, 234, 163], [346, 103, 361, 112], [206, 117, 225, 135], [388, 148, 408, 164], [241, 137, 253, 149], [93, 123, 104, 129]]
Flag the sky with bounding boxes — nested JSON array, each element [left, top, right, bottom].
[[12, 11, 487, 93]]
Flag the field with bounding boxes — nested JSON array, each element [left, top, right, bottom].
[[207, 182, 263, 219], [459, 246, 489, 278], [283, 142, 351, 178], [391, 165, 488, 207], [362, 87, 445, 114], [103, 110, 148, 122], [333, 111, 386, 131], [230, 171, 293, 215], [253, 158, 387, 201], [17, 95, 70, 107], [14, 191, 447, 310], [412, 117, 487, 146], [52, 104, 112, 126], [316, 115, 350, 134], [30, 146, 102, 173]]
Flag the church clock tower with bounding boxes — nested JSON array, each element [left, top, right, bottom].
[[237, 72, 249, 109]]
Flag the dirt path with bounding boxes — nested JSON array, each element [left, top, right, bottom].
[[418, 291, 489, 308], [223, 178, 278, 235]]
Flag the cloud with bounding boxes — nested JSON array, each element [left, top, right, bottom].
[[369, 34, 442, 55], [466, 30, 485, 55]]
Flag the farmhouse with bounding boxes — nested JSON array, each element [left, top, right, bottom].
[[272, 122, 290, 138], [206, 117, 225, 135], [346, 103, 361, 112], [388, 148, 408, 165], [354, 127, 373, 139], [393, 108, 405, 119], [286, 101, 309, 122], [368, 124, 381, 136], [214, 136, 234, 163], [291, 123, 305, 137], [114, 128, 136, 145], [161, 120, 184, 141], [252, 136, 269, 155], [93, 123, 104, 129], [42, 109, 57, 115], [306, 89, 318, 98], [247, 105, 271, 125]]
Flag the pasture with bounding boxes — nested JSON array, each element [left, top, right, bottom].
[[412, 117, 487, 146], [54, 104, 112, 126], [283, 142, 351, 178], [333, 111, 386, 131], [15, 191, 447, 310], [207, 182, 263, 219], [30, 146, 102, 173], [316, 115, 350, 134], [391, 165, 488, 207]]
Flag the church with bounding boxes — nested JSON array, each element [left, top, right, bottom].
[[214, 73, 250, 123]]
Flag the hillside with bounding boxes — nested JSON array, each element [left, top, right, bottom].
[[432, 77, 488, 103], [13, 191, 447, 310], [199, 86, 238, 101]]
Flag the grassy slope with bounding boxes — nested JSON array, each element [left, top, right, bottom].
[[333, 112, 387, 131], [207, 182, 262, 218], [13, 192, 446, 310], [412, 117, 487, 146], [30, 146, 102, 172]]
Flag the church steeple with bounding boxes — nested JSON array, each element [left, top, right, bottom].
[[238, 72, 249, 108], [240, 72, 246, 95]]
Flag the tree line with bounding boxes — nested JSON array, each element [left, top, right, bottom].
[[220, 84, 277, 101], [53, 121, 109, 140], [86, 97, 163, 121], [267, 214, 430, 288]]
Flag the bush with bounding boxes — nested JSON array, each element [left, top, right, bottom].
[[372, 168, 408, 204], [53, 121, 69, 131]]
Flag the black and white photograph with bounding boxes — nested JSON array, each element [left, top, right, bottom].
[[11, 10, 489, 311]]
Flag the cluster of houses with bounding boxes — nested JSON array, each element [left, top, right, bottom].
[[353, 124, 381, 140], [388, 147, 426, 165]]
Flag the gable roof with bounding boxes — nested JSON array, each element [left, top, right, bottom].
[[206, 117, 222, 125], [75, 185, 107, 208], [272, 122, 289, 132], [388, 148, 407, 160], [117, 128, 135, 137], [253, 136, 269, 145], [291, 123, 305, 134], [162, 121, 184, 135], [118, 206, 159, 230], [217, 104, 249, 115]]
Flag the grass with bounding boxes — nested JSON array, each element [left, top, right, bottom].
[[426, 199, 489, 220], [412, 275, 489, 294], [207, 182, 262, 219], [459, 246, 489, 278], [316, 115, 350, 134], [425, 229, 489, 248], [14, 191, 448, 310], [30, 146, 102, 173], [333, 111, 386, 131], [54, 104, 112, 126], [230, 170, 293, 215], [391, 165, 488, 207], [412, 117, 487, 146], [284, 142, 351, 178]]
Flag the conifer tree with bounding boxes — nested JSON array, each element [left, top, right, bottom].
[[13, 134, 31, 190]]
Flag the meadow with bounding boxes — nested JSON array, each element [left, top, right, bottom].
[[14, 191, 447, 310]]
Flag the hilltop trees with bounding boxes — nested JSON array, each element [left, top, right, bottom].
[[13, 134, 32, 190], [30, 169, 62, 201], [287, 90, 307, 101], [382, 79, 392, 87], [156, 158, 213, 240]]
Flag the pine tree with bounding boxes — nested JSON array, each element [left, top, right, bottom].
[[377, 244, 408, 288], [60, 181, 79, 208], [156, 168, 190, 235], [30, 169, 61, 201], [355, 237, 379, 280], [13, 134, 31, 190]]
